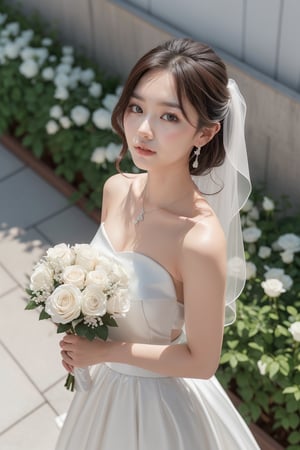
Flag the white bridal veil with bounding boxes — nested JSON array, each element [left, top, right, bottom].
[[193, 79, 251, 325]]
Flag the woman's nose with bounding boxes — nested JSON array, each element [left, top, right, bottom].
[[137, 118, 153, 139]]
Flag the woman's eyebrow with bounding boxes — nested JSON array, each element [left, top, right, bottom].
[[131, 92, 181, 110]]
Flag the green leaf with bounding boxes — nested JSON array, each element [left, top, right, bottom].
[[219, 353, 231, 364], [103, 314, 118, 327], [57, 323, 73, 333], [39, 309, 51, 320], [95, 325, 108, 341], [269, 361, 280, 378], [229, 355, 238, 368], [248, 342, 264, 352], [283, 386, 299, 394], [286, 398, 299, 413], [25, 300, 39, 310], [288, 431, 300, 445], [287, 306, 298, 316]]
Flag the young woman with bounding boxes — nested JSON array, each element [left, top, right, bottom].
[[57, 38, 260, 449]]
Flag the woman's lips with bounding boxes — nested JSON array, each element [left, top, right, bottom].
[[134, 146, 156, 156]]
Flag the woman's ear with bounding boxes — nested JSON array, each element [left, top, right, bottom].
[[195, 122, 221, 147]]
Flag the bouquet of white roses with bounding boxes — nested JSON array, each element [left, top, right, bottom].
[[25, 242, 130, 391]]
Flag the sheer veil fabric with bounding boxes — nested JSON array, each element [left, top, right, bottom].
[[192, 79, 251, 325]]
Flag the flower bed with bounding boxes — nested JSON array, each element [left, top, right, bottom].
[[1, 2, 300, 448], [0, 0, 135, 215], [217, 192, 300, 449]]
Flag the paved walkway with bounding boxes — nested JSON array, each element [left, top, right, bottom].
[[0, 142, 99, 449]]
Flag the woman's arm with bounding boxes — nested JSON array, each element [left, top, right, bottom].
[[61, 220, 227, 379]]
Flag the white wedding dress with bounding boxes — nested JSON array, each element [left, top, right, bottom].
[[55, 223, 260, 449]]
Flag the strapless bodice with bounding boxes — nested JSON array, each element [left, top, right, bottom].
[[90, 223, 184, 345]]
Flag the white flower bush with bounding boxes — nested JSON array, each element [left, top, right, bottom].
[[217, 192, 300, 448], [0, 4, 136, 214]]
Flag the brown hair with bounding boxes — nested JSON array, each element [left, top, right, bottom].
[[111, 38, 230, 175]]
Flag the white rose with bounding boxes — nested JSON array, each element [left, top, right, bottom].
[[108, 262, 129, 287], [105, 143, 122, 163], [262, 196, 275, 212], [80, 68, 95, 85], [30, 262, 54, 292], [70, 105, 90, 126], [62, 265, 86, 289], [261, 278, 286, 298], [61, 55, 74, 65], [89, 82, 102, 97], [107, 289, 130, 315], [19, 59, 39, 78], [34, 47, 48, 65], [248, 206, 260, 221], [227, 256, 245, 280], [59, 116, 72, 129], [54, 86, 69, 100], [46, 120, 59, 135], [264, 267, 293, 290], [102, 94, 118, 112], [241, 198, 253, 213], [92, 108, 111, 129], [277, 233, 300, 252], [258, 246, 271, 259], [20, 29, 34, 44], [45, 284, 82, 324], [49, 55, 57, 63], [41, 37, 53, 46], [42, 67, 55, 81], [81, 284, 107, 316], [289, 322, 300, 342], [0, 13, 7, 25], [50, 105, 63, 119], [257, 360, 267, 376], [85, 268, 109, 290], [246, 262, 256, 280], [91, 147, 106, 165], [280, 250, 294, 264], [242, 227, 262, 243], [54, 72, 69, 88], [56, 63, 72, 74], [6, 22, 20, 36], [4, 42, 19, 59], [95, 256, 115, 272], [115, 85, 123, 96], [20, 46, 35, 60], [62, 45, 74, 55], [74, 244, 99, 271], [46, 243, 75, 269]]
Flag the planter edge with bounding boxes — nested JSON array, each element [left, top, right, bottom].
[[227, 391, 285, 450], [1, 134, 100, 223]]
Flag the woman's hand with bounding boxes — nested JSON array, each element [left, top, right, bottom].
[[60, 334, 107, 370]]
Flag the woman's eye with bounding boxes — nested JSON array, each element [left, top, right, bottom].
[[162, 113, 178, 122], [128, 104, 142, 113]]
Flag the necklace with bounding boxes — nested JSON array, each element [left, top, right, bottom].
[[133, 181, 147, 225], [133, 178, 194, 225]]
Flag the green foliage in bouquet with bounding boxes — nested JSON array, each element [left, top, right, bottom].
[[216, 192, 300, 450], [0, 0, 135, 212]]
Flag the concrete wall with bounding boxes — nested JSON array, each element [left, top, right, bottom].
[[9, 0, 300, 209]]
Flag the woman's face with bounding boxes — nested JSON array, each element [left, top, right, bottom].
[[123, 69, 205, 172]]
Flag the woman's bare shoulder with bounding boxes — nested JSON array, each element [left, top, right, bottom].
[[181, 207, 226, 260], [103, 172, 142, 196]]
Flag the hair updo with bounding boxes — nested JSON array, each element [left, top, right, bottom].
[[111, 38, 230, 176]]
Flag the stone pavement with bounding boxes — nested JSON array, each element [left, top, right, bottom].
[[0, 142, 99, 449]]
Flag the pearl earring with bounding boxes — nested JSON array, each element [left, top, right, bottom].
[[192, 146, 201, 169]]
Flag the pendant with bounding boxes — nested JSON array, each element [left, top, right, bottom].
[[134, 209, 144, 225]]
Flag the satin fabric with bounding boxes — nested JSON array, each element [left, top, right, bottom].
[[55, 224, 260, 449]]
